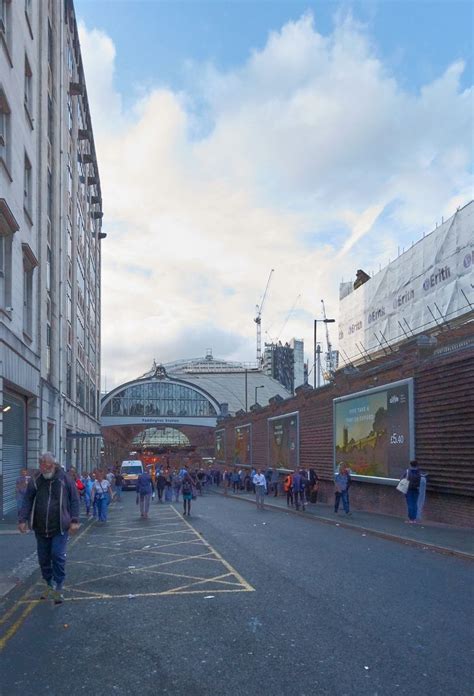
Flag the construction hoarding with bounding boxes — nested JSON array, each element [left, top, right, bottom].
[[338, 202, 473, 363]]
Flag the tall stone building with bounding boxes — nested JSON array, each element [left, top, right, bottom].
[[0, 0, 103, 515]]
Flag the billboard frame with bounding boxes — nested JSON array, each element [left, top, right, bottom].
[[333, 377, 415, 485], [233, 423, 252, 467], [215, 428, 226, 464], [267, 410, 300, 471]]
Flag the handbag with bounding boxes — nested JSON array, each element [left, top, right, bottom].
[[396, 472, 410, 494]]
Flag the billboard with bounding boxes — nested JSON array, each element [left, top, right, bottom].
[[234, 424, 251, 466], [333, 378, 414, 482], [215, 429, 226, 463], [268, 412, 299, 470], [338, 202, 474, 363]]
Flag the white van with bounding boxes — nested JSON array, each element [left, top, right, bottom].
[[120, 460, 144, 490]]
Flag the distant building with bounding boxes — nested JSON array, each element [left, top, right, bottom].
[[0, 0, 103, 515], [262, 339, 306, 393]]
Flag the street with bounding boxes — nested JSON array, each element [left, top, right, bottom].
[[0, 492, 472, 696]]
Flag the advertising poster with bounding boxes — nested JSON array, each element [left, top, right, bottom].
[[215, 429, 226, 463], [234, 424, 251, 466], [334, 379, 414, 480], [268, 413, 299, 470]]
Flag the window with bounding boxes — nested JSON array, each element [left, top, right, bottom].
[[24, 54, 33, 123], [47, 21, 53, 68], [0, 198, 18, 310], [46, 323, 52, 376], [0, 89, 11, 173], [22, 243, 37, 337], [23, 264, 33, 335], [24, 154, 32, 219], [0, 232, 12, 308], [0, 1, 10, 47]]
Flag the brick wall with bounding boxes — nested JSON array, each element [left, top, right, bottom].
[[215, 323, 474, 526]]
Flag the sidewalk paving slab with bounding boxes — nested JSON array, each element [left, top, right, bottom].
[[211, 487, 474, 560]]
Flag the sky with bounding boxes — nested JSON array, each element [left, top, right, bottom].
[[74, 0, 474, 390]]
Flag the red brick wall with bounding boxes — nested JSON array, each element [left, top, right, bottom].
[[214, 323, 474, 526]]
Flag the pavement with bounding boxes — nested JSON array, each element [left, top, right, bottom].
[[0, 492, 472, 696], [209, 486, 474, 560], [1, 486, 471, 603]]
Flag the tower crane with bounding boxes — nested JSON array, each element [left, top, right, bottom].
[[321, 299, 335, 379], [254, 269, 274, 363]]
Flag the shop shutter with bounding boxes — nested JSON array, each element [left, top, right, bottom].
[[2, 392, 26, 515]]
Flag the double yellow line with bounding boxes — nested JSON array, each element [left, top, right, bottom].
[[0, 521, 93, 652]]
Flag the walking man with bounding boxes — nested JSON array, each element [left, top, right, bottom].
[[253, 469, 267, 510], [137, 466, 153, 518], [18, 452, 80, 604]]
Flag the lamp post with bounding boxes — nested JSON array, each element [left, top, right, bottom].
[[254, 385, 264, 406], [313, 318, 335, 389]]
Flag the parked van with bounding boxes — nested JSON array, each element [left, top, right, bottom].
[[120, 460, 144, 490]]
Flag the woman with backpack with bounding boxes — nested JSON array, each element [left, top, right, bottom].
[[181, 471, 194, 516]]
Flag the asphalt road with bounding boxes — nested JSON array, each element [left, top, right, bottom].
[[0, 492, 472, 696]]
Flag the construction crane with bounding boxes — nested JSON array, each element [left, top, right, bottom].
[[254, 269, 274, 363], [321, 299, 335, 380], [275, 294, 301, 343]]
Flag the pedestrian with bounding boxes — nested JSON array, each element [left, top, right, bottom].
[[252, 469, 267, 510], [403, 460, 421, 524], [271, 468, 280, 497], [172, 471, 182, 502], [231, 469, 241, 493], [114, 470, 124, 501], [91, 470, 113, 522], [309, 471, 319, 504], [292, 470, 303, 510], [181, 471, 194, 516], [18, 452, 80, 604], [155, 471, 166, 502], [106, 468, 116, 498], [15, 468, 31, 515], [84, 473, 93, 517], [283, 473, 293, 507], [334, 463, 352, 515], [136, 466, 154, 518]]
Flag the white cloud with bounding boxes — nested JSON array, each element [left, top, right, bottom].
[[78, 13, 472, 390]]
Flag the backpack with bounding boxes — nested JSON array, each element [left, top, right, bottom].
[[182, 479, 192, 495], [76, 479, 85, 495]]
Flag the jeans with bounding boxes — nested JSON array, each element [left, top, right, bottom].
[[97, 497, 108, 521], [406, 489, 419, 521], [255, 485, 266, 508], [115, 485, 122, 501], [35, 532, 68, 588], [335, 490, 350, 513], [286, 490, 293, 506], [294, 490, 305, 510], [140, 494, 151, 515]]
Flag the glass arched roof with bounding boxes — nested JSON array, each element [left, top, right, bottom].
[[101, 380, 218, 418]]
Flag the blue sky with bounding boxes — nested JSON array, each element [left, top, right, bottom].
[[76, 0, 472, 98], [74, 1, 473, 387]]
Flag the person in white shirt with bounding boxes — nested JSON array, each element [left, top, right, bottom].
[[91, 471, 113, 522], [252, 469, 267, 510]]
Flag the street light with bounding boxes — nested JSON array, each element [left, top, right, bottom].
[[254, 385, 265, 406], [313, 318, 335, 389]]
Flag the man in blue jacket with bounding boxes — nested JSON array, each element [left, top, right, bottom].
[[18, 452, 80, 604]]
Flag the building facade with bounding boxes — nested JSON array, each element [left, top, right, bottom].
[[0, 0, 103, 516], [263, 338, 306, 393]]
